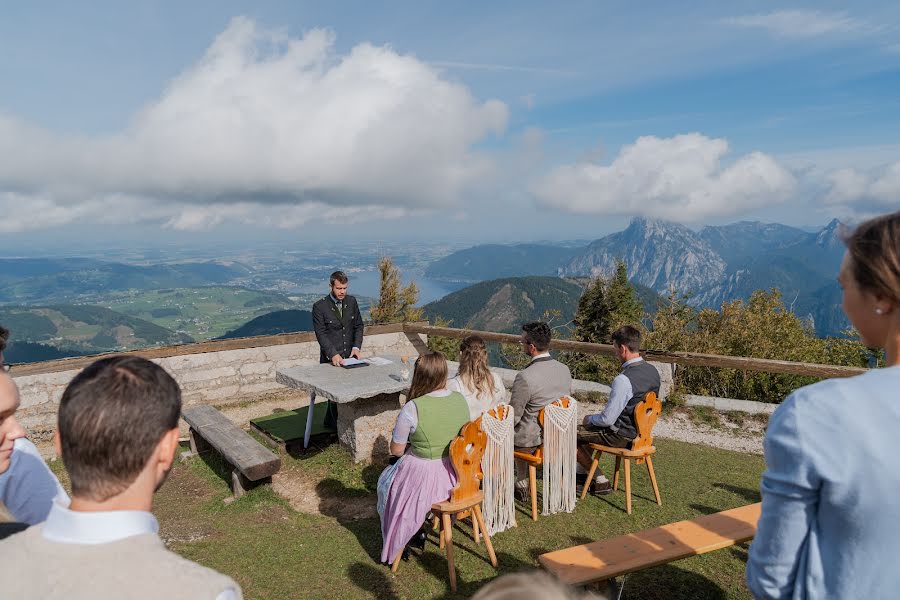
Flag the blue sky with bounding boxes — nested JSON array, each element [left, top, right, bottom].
[[1, 1, 899, 249]]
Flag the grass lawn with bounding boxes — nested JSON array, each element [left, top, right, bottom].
[[110, 437, 761, 600]]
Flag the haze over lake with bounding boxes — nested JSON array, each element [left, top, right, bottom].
[[295, 269, 465, 305]]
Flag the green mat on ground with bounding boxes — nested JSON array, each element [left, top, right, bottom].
[[250, 403, 336, 442]]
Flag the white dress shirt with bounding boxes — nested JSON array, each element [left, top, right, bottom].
[[42, 501, 239, 600]]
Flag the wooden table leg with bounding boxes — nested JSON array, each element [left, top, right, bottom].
[[303, 390, 317, 448]]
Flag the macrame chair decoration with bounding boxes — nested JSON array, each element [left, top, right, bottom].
[[512, 396, 578, 520], [581, 391, 662, 515], [391, 420, 498, 593], [476, 403, 516, 535]]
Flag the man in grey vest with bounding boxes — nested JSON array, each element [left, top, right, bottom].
[[509, 321, 572, 499], [577, 325, 660, 495], [0, 356, 242, 599]]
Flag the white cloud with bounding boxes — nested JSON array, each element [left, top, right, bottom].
[[531, 133, 796, 222], [721, 10, 867, 38], [0, 17, 508, 232], [824, 163, 900, 214]]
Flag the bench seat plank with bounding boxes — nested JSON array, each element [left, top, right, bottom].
[[539, 503, 761, 586], [183, 405, 281, 481]]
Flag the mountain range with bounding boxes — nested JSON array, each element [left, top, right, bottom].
[[429, 218, 848, 336]]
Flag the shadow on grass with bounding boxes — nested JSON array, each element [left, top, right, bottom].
[[713, 482, 761, 503], [418, 550, 542, 600], [347, 562, 401, 600], [626, 563, 728, 600], [285, 433, 340, 461]]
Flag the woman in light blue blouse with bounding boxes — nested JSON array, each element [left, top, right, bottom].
[[747, 210, 900, 599]]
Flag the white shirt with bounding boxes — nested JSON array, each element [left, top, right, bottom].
[[0, 437, 69, 524], [42, 501, 239, 600], [531, 352, 551, 362], [447, 372, 508, 420]]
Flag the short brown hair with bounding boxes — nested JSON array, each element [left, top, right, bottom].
[[612, 325, 642, 352], [844, 210, 900, 304], [407, 352, 448, 401], [330, 271, 349, 286], [58, 356, 181, 501], [522, 321, 552, 352]]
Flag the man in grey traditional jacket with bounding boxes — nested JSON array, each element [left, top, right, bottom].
[[0, 356, 242, 600], [509, 321, 572, 498]]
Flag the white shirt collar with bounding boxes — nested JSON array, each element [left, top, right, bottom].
[[42, 499, 159, 545], [531, 352, 551, 362], [623, 356, 644, 367]]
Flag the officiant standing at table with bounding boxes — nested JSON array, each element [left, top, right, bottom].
[[312, 270, 365, 428]]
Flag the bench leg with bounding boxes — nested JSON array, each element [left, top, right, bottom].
[[581, 450, 601, 500], [624, 459, 632, 515], [474, 504, 498, 568], [391, 549, 403, 573], [528, 464, 538, 521], [188, 428, 210, 456], [443, 513, 457, 592], [646, 455, 662, 506], [231, 470, 249, 499], [303, 390, 317, 448], [613, 455, 622, 491]]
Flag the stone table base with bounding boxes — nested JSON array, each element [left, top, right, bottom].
[[337, 392, 405, 463]]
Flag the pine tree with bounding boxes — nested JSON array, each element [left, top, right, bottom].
[[369, 257, 424, 324], [604, 260, 644, 335]]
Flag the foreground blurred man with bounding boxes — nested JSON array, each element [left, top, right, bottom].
[[0, 356, 242, 599], [0, 372, 27, 538]]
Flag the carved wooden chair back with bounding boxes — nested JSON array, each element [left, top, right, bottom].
[[448, 420, 488, 504], [631, 391, 660, 453]]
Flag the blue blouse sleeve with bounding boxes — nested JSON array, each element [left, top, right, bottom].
[[747, 393, 821, 599]]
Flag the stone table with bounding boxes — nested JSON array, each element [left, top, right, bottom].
[[276, 357, 412, 462]]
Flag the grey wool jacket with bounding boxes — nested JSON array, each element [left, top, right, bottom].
[[509, 356, 573, 448]]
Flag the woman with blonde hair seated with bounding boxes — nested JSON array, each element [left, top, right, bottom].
[[448, 335, 507, 419], [747, 209, 900, 598], [378, 352, 470, 565]]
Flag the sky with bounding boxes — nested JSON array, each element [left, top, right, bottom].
[[1, 1, 899, 251]]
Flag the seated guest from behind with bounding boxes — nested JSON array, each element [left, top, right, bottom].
[[747, 210, 900, 599], [380, 352, 469, 565], [0, 371, 27, 539], [509, 321, 572, 498], [447, 335, 508, 419], [0, 356, 242, 600], [576, 325, 660, 495], [0, 326, 70, 525]]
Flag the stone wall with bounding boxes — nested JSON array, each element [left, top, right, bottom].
[[14, 330, 425, 437]]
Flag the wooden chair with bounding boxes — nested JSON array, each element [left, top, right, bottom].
[[391, 420, 498, 592], [512, 397, 572, 521], [580, 391, 662, 514]]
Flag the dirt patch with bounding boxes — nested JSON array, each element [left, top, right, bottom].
[[272, 467, 376, 521], [155, 463, 221, 545]]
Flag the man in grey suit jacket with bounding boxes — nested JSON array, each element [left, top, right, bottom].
[[509, 321, 572, 495]]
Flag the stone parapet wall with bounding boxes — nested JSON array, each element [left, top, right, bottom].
[[14, 329, 425, 437]]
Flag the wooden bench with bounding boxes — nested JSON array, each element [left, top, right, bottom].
[[183, 405, 282, 498], [539, 503, 761, 588]]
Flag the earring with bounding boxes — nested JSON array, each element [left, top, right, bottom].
[[875, 308, 885, 315]]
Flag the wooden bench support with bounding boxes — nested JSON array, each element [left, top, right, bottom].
[[539, 503, 761, 588], [183, 405, 282, 498]]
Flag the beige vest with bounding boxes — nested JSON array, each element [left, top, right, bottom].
[[0, 524, 241, 599]]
